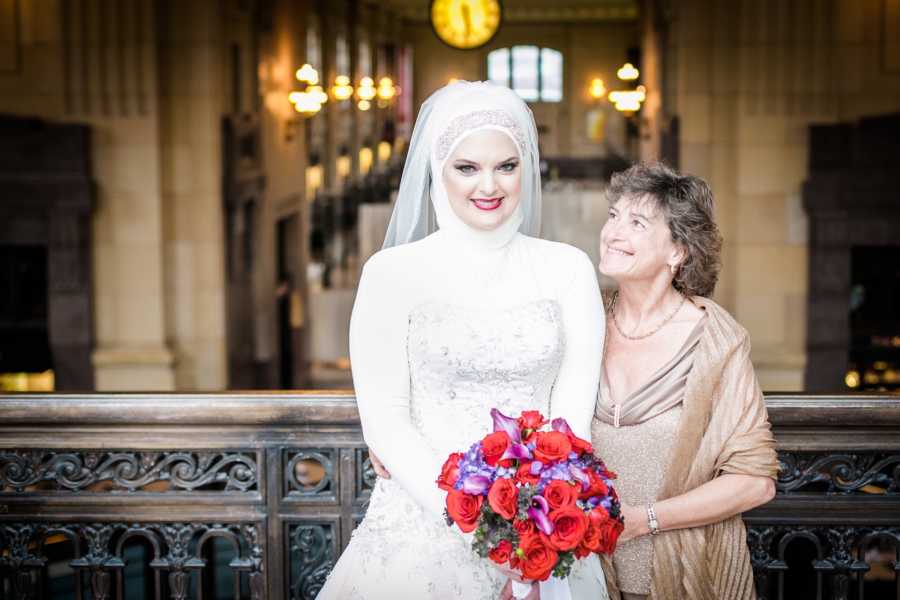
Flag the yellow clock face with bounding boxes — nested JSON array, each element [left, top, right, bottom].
[[430, 0, 502, 50]]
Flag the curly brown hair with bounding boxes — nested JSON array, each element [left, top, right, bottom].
[[606, 162, 723, 297]]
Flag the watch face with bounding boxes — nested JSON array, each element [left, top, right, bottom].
[[430, 0, 502, 50]]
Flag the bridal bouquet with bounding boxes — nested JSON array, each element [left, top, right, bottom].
[[438, 409, 624, 582]]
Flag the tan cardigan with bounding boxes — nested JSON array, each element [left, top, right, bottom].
[[599, 296, 779, 600]]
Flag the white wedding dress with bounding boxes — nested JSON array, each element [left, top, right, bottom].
[[316, 231, 609, 600], [317, 80, 609, 600]]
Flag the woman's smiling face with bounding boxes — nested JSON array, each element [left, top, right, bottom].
[[598, 194, 683, 284], [442, 129, 522, 232]]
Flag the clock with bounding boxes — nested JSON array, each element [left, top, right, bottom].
[[430, 0, 502, 50]]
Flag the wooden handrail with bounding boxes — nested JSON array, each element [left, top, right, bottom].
[[1, 391, 898, 426]]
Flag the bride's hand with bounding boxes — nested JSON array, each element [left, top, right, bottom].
[[367, 447, 391, 479], [499, 579, 539, 600], [491, 561, 528, 584]]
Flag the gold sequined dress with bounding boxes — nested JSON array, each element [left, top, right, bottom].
[[591, 316, 706, 597]]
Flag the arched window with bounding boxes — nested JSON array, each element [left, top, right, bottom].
[[487, 46, 563, 102]]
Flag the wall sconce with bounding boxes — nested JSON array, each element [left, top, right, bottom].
[[377, 140, 392, 162], [336, 153, 351, 179], [306, 164, 323, 200], [359, 146, 373, 174], [290, 63, 327, 116], [588, 78, 607, 100], [296, 64, 319, 85], [376, 77, 400, 107], [331, 75, 354, 101], [616, 62, 639, 81], [608, 85, 646, 114], [357, 76, 376, 111]]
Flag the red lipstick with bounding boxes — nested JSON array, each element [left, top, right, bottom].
[[471, 197, 503, 211]]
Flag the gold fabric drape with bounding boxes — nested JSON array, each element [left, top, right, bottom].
[[600, 296, 779, 600]]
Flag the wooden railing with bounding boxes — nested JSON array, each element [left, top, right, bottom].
[[0, 393, 898, 600]]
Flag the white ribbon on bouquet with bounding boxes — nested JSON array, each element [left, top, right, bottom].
[[511, 578, 573, 600]]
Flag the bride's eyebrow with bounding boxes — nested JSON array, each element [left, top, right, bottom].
[[499, 156, 519, 163], [452, 158, 479, 165]]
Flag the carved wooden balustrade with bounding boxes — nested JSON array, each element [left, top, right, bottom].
[[0, 393, 897, 600]]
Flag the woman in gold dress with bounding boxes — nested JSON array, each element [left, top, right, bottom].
[[592, 163, 778, 600]]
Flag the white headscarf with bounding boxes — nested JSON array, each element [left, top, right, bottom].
[[382, 81, 542, 249]]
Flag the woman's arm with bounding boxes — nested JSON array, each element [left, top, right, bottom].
[[350, 254, 447, 519], [619, 474, 775, 541], [621, 330, 778, 542], [548, 250, 605, 440]]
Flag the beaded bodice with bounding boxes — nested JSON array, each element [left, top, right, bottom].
[[407, 299, 564, 456]]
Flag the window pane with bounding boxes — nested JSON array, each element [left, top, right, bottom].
[[511, 46, 539, 102], [540, 48, 563, 102], [487, 48, 510, 87]]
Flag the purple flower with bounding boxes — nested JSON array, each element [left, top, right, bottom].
[[568, 464, 591, 491], [500, 442, 532, 462], [529, 461, 544, 475], [551, 417, 573, 434], [461, 475, 492, 495], [528, 495, 554, 535], [491, 408, 522, 443]]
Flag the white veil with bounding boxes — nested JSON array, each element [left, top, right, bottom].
[[382, 81, 542, 248]]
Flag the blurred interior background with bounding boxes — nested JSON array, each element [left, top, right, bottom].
[[0, 0, 898, 394]]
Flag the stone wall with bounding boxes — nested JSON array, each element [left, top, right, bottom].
[[646, 0, 900, 390]]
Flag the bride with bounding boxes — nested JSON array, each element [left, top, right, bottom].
[[316, 81, 609, 600]]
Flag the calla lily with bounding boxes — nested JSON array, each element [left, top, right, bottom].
[[568, 464, 591, 490], [551, 417, 573, 434], [461, 475, 492, 495], [528, 495, 554, 534], [528, 507, 554, 535], [500, 442, 532, 462], [491, 409, 522, 443]]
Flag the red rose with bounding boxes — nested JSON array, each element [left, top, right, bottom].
[[546, 507, 589, 551], [579, 469, 610, 500], [513, 518, 536, 537], [481, 431, 512, 466], [436, 452, 463, 491], [518, 411, 547, 441], [594, 517, 624, 554], [588, 506, 610, 528], [517, 534, 559, 581], [543, 480, 579, 511], [566, 432, 593, 456], [518, 410, 547, 430], [489, 539, 514, 565], [573, 542, 592, 559], [446, 489, 483, 533], [488, 477, 519, 520], [515, 461, 541, 486], [533, 431, 572, 463], [581, 520, 602, 552]]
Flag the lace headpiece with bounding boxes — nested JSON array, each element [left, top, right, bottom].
[[382, 81, 542, 248]]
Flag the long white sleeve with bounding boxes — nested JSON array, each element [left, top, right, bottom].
[[548, 250, 605, 440], [349, 253, 449, 520]]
